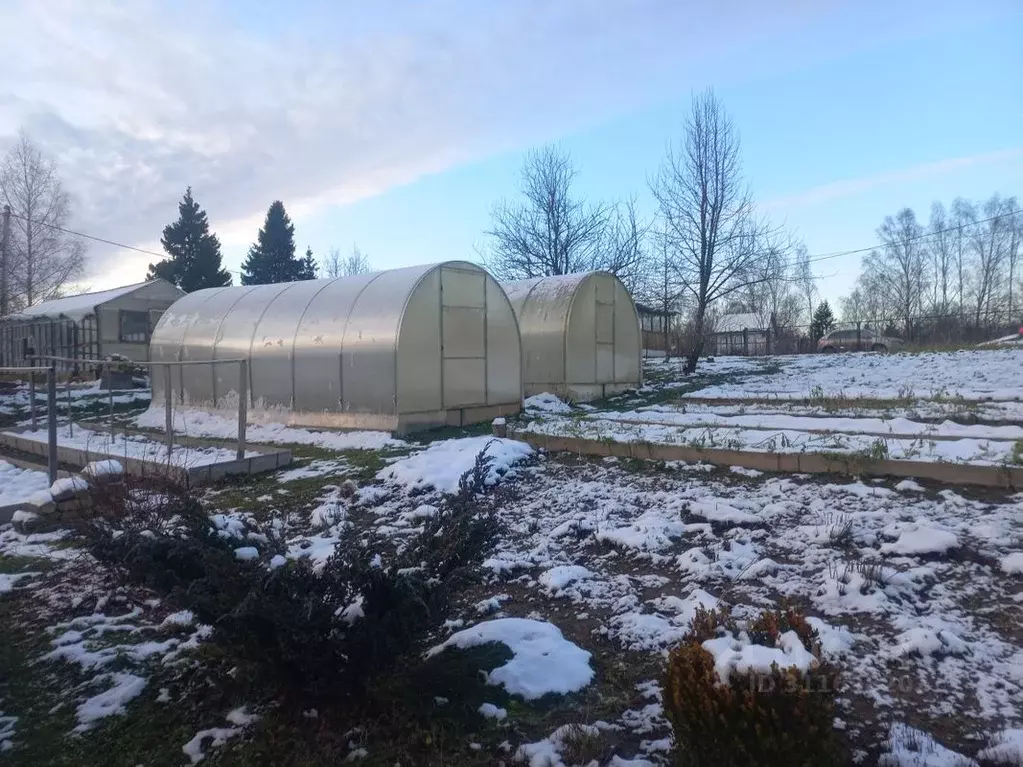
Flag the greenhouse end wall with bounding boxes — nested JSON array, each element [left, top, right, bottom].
[[503, 271, 642, 401], [149, 262, 522, 433]]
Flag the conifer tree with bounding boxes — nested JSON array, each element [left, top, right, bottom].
[[147, 187, 231, 292], [241, 201, 316, 284], [810, 300, 837, 340]]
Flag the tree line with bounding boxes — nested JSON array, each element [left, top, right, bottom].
[[839, 196, 1022, 341], [479, 93, 1020, 363], [481, 91, 822, 372]]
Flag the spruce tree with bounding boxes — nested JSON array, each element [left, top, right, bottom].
[[147, 187, 232, 292], [241, 201, 316, 284], [298, 246, 318, 280], [810, 300, 837, 341]]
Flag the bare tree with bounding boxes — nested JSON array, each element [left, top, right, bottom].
[[650, 90, 777, 373], [792, 243, 817, 327], [637, 226, 687, 358], [927, 201, 954, 316], [868, 208, 928, 336], [950, 197, 975, 319], [0, 132, 85, 311], [322, 244, 372, 278], [599, 197, 649, 294], [1004, 197, 1021, 320], [969, 194, 1010, 327], [482, 144, 609, 281]]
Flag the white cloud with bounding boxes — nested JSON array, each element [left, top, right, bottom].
[[0, 0, 964, 286], [762, 148, 1023, 211]]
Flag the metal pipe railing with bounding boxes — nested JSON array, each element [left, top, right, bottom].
[[26, 354, 249, 461], [0, 364, 59, 483]]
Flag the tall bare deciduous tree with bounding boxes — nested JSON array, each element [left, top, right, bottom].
[[0, 133, 85, 311], [792, 244, 817, 327], [322, 245, 372, 278], [1006, 198, 1022, 320], [599, 197, 649, 294], [950, 197, 975, 318], [927, 201, 954, 316], [650, 90, 777, 373], [482, 145, 609, 281], [866, 208, 928, 336], [969, 195, 1011, 327]]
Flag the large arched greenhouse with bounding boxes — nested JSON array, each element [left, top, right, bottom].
[[502, 271, 642, 401], [149, 262, 523, 433]]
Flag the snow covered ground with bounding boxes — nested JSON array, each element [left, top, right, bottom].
[[518, 350, 1023, 471], [6, 425, 260, 468], [0, 460, 52, 509], [1, 347, 1020, 764], [678, 348, 1023, 401], [136, 406, 405, 452]]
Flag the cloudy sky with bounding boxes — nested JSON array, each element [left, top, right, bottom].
[[2, 0, 1021, 305]]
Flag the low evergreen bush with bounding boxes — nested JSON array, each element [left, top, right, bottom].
[[663, 606, 844, 766], [82, 450, 501, 705]]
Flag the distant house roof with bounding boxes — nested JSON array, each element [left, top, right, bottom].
[[7, 281, 158, 322], [714, 312, 767, 334]]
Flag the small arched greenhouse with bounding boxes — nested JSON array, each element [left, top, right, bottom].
[[502, 271, 642, 402], [149, 261, 522, 433]]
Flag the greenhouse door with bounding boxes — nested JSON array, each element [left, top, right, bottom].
[[440, 267, 488, 408], [595, 275, 616, 383]]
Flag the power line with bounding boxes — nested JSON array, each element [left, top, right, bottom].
[[6, 212, 245, 274], [7, 206, 1022, 281], [800, 209, 1022, 268]]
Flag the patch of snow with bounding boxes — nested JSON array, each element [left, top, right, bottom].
[[895, 479, 926, 493], [538, 565, 592, 594], [277, 459, 348, 482], [702, 630, 817, 683], [1000, 552, 1023, 575], [478, 702, 507, 720], [137, 406, 405, 451], [729, 465, 763, 478], [881, 525, 959, 556], [889, 627, 970, 659], [182, 707, 259, 763], [376, 436, 533, 494], [74, 673, 147, 731], [81, 459, 123, 478], [428, 618, 593, 699], [233, 546, 259, 561], [524, 392, 573, 414], [978, 728, 1023, 764], [161, 610, 195, 627], [878, 723, 977, 766]]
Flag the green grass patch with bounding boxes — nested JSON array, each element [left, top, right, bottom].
[[0, 555, 53, 574]]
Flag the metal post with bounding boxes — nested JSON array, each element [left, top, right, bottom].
[[46, 365, 58, 484], [236, 360, 248, 460], [163, 365, 173, 456], [0, 204, 10, 319], [66, 376, 73, 438], [29, 370, 37, 429]]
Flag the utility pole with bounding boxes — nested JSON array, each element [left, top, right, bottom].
[[0, 203, 10, 318]]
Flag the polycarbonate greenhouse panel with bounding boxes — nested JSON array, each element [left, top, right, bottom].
[[148, 261, 523, 432], [502, 271, 642, 401]]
